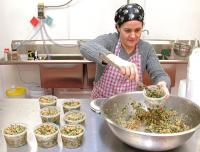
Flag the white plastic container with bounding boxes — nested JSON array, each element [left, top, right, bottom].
[[40, 106, 60, 124], [34, 123, 59, 148], [143, 85, 167, 108], [60, 124, 85, 148], [178, 79, 186, 98], [3, 123, 27, 147], [29, 86, 45, 98]]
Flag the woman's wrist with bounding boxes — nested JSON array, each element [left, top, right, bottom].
[[157, 81, 170, 97], [156, 81, 167, 87]]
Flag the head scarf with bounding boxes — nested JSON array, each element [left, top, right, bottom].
[[114, 3, 144, 26]]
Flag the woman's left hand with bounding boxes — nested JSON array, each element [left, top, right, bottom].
[[156, 81, 170, 99]]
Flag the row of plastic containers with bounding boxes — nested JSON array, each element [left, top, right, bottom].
[[5, 84, 45, 98]]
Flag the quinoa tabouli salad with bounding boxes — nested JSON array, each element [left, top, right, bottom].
[[60, 124, 85, 148], [40, 106, 60, 124], [34, 123, 59, 148], [39, 95, 57, 104], [34, 123, 58, 135], [39, 95, 57, 108], [61, 124, 84, 136], [64, 100, 80, 107], [3, 123, 27, 148], [4, 124, 26, 135], [143, 85, 167, 107], [144, 85, 165, 98], [64, 110, 86, 124], [112, 101, 190, 134], [40, 107, 59, 116], [63, 99, 81, 113]]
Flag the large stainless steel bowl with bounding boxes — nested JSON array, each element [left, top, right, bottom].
[[173, 42, 192, 57], [101, 92, 200, 151]]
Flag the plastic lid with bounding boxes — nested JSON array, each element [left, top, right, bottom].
[[5, 86, 26, 97]]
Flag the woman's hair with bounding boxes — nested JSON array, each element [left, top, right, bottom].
[[114, 3, 144, 27]]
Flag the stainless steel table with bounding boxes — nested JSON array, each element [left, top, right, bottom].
[[0, 99, 200, 152]]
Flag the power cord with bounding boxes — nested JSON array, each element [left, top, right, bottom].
[[45, 0, 73, 8]]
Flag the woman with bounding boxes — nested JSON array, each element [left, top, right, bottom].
[[80, 3, 170, 99]]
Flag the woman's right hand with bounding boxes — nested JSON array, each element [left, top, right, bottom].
[[106, 54, 139, 81]]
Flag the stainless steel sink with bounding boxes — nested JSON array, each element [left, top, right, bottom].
[[19, 53, 85, 61], [20, 53, 166, 61], [45, 54, 84, 60]]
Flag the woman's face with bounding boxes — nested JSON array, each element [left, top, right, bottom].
[[117, 20, 143, 52]]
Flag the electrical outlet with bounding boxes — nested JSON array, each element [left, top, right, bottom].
[[38, 3, 45, 19]]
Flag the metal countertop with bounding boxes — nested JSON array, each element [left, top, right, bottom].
[[0, 59, 93, 65], [0, 59, 188, 65], [0, 99, 199, 152], [0, 55, 188, 65]]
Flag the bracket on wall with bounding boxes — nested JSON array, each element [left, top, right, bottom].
[[38, 3, 45, 19]]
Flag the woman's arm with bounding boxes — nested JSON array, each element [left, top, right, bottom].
[[146, 46, 171, 89], [80, 33, 118, 65]]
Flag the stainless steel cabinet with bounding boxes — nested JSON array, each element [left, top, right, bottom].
[[40, 64, 84, 88]]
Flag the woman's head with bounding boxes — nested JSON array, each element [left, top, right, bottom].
[[114, 3, 144, 52]]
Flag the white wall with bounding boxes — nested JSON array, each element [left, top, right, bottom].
[[0, 0, 200, 97], [145, 0, 200, 40], [1, 0, 200, 53], [0, 0, 125, 56]]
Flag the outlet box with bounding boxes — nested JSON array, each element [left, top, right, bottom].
[[38, 3, 45, 19]]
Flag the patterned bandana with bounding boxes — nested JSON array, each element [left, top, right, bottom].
[[114, 3, 144, 26]]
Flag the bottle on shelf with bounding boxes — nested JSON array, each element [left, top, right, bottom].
[[11, 49, 19, 60], [3, 48, 9, 61]]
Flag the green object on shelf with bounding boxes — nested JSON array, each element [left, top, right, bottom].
[[161, 49, 171, 56]]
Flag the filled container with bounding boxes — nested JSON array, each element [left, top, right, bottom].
[[64, 110, 86, 125], [3, 123, 27, 148], [34, 123, 59, 148], [63, 99, 81, 113], [60, 124, 85, 148], [40, 106, 60, 124], [39, 95, 57, 108]]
